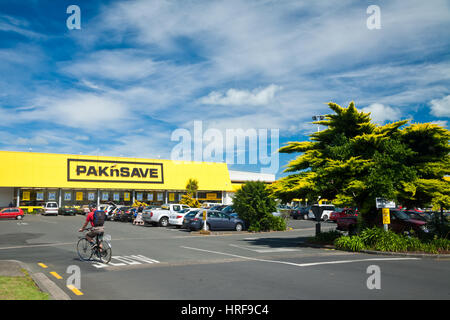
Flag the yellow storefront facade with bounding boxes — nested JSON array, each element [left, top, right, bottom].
[[0, 150, 234, 209]]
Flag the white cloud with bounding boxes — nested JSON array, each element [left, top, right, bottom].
[[429, 95, 450, 117], [430, 120, 448, 128], [15, 136, 49, 146], [61, 49, 159, 81], [362, 103, 402, 124], [199, 84, 281, 106], [3, 93, 135, 130]]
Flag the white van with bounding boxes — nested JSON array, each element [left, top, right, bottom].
[[43, 202, 59, 216]]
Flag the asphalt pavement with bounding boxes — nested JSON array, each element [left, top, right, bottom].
[[0, 214, 449, 300]]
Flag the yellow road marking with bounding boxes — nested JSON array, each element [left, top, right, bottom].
[[50, 271, 63, 280], [38, 263, 48, 268], [67, 285, 84, 296]]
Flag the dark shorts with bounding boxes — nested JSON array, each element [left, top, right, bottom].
[[87, 226, 104, 238]]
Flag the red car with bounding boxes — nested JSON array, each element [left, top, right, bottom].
[[329, 208, 358, 222], [0, 207, 24, 220]]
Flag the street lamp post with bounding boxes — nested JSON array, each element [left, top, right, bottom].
[[312, 117, 325, 236]]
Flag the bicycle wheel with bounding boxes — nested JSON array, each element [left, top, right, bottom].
[[98, 241, 112, 264], [77, 238, 93, 261]]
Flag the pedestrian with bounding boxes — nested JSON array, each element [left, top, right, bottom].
[[9, 201, 13, 208], [133, 205, 144, 226]]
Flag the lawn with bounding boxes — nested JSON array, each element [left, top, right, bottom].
[[0, 269, 49, 300]]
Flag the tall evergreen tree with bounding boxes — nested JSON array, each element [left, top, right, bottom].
[[270, 102, 450, 227]]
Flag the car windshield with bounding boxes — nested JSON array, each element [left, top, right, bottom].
[[334, 208, 344, 213]]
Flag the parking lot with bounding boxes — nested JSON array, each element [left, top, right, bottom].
[[1, 213, 449, 300]]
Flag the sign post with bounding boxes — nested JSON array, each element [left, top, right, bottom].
[[382, 208, 390, 231], [200, 209, 210, 235], [376, 198, 395, 232]]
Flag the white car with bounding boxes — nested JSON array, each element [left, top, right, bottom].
[[143, 203, 190, 227], [43, 202, 59, 216], [169, 208, 194, 228], [308, 204, 335, 221]]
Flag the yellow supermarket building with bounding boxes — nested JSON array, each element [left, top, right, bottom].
[[0, 150, 275, 210]]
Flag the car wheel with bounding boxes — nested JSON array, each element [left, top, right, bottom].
[[235, 223, 243, 232], [16, 215, 23, 220], [159, 217, 169, 227], [322, 214, 328, 222]]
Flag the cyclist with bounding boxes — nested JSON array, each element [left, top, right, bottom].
[[78, 205, 106, 250]]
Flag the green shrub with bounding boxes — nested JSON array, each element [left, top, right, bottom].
[[271, 215, 287, 231], [334, 236, 365, 252], [232, 181, 280, 232], [334, 227, 450, 253], [247, 214, 286, 232]]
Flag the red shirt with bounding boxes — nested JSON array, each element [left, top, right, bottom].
[[86, 210, 95, 227]]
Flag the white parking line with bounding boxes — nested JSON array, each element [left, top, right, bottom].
[[229, 244, 301, 253], [181, 246, 420, 268]]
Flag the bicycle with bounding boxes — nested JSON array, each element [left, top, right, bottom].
[[77, 228, 112, 264]]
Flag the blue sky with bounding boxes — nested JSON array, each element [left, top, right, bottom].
[[0, 0, 449, 179]]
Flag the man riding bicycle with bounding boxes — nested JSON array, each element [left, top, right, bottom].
[[78, 205, 106, 250]]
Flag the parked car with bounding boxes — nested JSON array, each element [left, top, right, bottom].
[[308, 204, 336, 221], [58, 206, 77, 216], [337, 209, 429, 235], [188, 210, 245, 232], [403, 210, 432, 222], [169, 208, 195, 228], [329, 208, 358, 222], [0, 207, 24, 220], [116, 207, 135, 222], [201, 202, 224, 208], [210, 205, 227, 211], [142, 204, 190, 227], [221, 205, 235, 214], [181, 209, 203, 229], [290, 206, 310, 220], [221, 205, 239, 218], [42, 202, 59, 216], [109, 206, 125, 221]]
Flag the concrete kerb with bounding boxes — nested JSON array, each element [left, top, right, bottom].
[[297, 243, 450, 260], [188, 226, 331, 236], [0, 260, 71, 300]]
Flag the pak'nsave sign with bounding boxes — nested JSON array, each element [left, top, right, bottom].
[[67, 159, 164, 184]]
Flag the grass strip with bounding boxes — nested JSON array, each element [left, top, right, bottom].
[[0, 269, 49, 300]]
